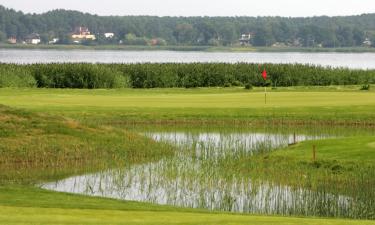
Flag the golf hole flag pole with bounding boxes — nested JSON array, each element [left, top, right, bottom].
[[262, 69, 268, 104]]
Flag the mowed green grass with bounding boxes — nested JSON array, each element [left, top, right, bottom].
[[0, 87, 374, 108], [3, 206, 375, 225], [1, 186, 375, 225], [0, 87, 374, 123], [273, 136, 375, 164]]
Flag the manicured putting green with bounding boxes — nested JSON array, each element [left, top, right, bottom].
[[0, 88, 374, 109]]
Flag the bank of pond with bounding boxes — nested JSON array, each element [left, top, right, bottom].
[[1, 105, 374, 220]]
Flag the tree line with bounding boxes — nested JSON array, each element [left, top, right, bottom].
[[1, 5, 375, 47], [0, 63, 374, 89]]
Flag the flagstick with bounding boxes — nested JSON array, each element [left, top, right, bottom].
[[264, 86, 267, 104]]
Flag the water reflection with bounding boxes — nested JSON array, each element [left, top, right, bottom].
[[2, 49, 375, 69], [148, 132, 320, 152], [42, 131, 354, 216], [43, 166, 351, 215]]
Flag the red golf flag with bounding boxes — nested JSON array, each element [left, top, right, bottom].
[[262, 69, 267, 80]]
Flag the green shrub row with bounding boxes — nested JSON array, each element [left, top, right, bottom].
[[0, 65, 36, 88], [0, 63, 374, 89], [31, 64, 129, 88]]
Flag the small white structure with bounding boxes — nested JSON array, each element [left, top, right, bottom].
[[363, 38, 372, 47], [7, 37, 17, 44], [104, 33, 115, 39], [272, 42, 287, 47], [239, 33, 252, 45], [49, 38, 59, 44], [25, 33, 41, 45]]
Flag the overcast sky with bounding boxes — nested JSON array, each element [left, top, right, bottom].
[[0, 0, 374, 17]]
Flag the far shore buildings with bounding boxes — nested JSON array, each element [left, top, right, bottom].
[[239, 33, 252, 45], [25, 33, 41, 44], [49, 38, 59, 44], [71, 27, 96, 43], [7, 37, 17, 44], [104, 32, 115, 39], [363, 38, 372, 47]]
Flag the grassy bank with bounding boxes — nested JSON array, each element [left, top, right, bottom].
[[273, 136, 375, 162], [1, 87, 375, 223], [226, 136, 375, 206], [1, 44, 375, 53], [0, 104, 174, 184], [1, 186, 375, 225], [0, 44, 211, 51]]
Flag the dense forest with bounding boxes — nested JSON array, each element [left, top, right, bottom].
[[0, 5, 375, 47]]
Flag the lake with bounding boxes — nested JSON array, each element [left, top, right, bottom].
[[1, 49, 375, 69]]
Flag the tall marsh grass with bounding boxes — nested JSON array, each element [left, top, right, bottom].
[[0, 63, 374, 89], [0, 65, 36, 88], [42, 130, 375, 219]]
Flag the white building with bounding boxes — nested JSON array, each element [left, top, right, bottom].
[[71, 27, 96, 43], [239, 33, 252, 45], [48, 38, 59, 44], [7, 37, 17, 44], [104, 33, 115, 38], [363, 38, 372, 47], [25, 33, 41, 45]]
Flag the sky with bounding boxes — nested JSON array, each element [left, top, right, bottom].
[[0, 0, 374, 17]]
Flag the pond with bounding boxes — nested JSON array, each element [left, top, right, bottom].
[[42, 128, 365, 217]]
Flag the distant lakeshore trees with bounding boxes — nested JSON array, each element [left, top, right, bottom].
[[0, 5, 375, 47]]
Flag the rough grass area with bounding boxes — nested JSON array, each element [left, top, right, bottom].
[[0, 105, 174, 184]]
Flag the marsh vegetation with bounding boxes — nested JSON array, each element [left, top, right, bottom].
[[41, 126, 375, 219], [0, 63, 374, 89]]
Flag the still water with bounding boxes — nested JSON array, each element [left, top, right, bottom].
[[1, 49, 375, 69], [42, 130, 357, 217]]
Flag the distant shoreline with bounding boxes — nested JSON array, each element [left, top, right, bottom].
[[1, 44, 375, 53]]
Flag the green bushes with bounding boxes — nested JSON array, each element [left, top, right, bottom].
[[0, 65, 36, 88], [360, 84, 371, 90], [0, 63, 374, 89], [244, 83, 253, 90], [31, 64, 129, 88], [122, 63, 375, 88]]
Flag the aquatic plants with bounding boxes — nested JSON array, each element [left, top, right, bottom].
[[0, 65, 36, 88], [0, 63, 374, 89], [31, 63, 129, 88], [42, 129, 375, 219]]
